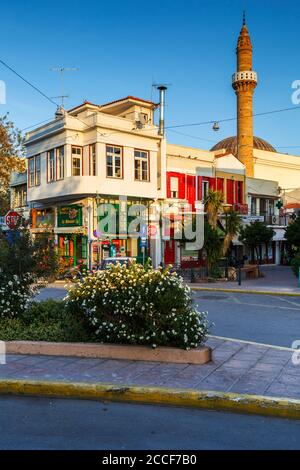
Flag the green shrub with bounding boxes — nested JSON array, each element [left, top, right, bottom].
[[291, 252, 300, 277], [66, 263, 209, 349], [0, 300, 94, 342]]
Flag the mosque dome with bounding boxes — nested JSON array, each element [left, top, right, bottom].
[[210, 136, 277, 155]]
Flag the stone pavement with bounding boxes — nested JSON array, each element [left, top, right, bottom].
[[191, 265, 300, 295], [0, 337, 299, 400]]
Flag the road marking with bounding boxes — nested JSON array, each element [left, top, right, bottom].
[[194, 297, 300, 311], [190, 286, 300, 297], [275, 296, 300, 308], [208, 335, 296, 352], [228, 293, 241, 304]]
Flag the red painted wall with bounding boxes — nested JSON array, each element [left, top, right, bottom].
[[186, 175, 196, 208], [167, 172, 244, 206]]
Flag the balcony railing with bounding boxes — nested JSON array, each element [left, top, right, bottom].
[[233, 203, 249, 215]]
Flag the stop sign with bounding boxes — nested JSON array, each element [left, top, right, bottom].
[[5, 211, 21, 229]]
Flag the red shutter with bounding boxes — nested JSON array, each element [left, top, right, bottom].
[[197, 176, 202, 200], [209, 177, 216, 191], [186, 175, 196, 206], [217, 178, 224, 194], [166, 172, 171, 198], [178, 173, 186, 199], [239, 181, 243, 204], [234, 181, 244, 204], [226, 179, 234, 205]]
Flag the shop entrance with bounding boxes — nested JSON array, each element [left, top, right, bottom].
[[58, 234, 87, 268]]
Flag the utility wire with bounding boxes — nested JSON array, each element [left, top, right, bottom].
[[0, 59, 58, 107], [4, 57, 300, 150]]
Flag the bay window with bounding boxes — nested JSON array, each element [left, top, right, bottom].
[[72, 146, 82, 176], [106, 145, 122, 178], [47, 149, 55, 182], [28, 158, 35, 187], [89, 144, 96, 176], [134, 149, 149, 181], [35, 155, 41, 186], [56, 146, 64, 180]]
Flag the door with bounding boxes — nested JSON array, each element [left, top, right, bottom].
[[164, 240, 176, 264]]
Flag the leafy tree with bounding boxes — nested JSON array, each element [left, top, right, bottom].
[[285, 215, 300, 255], [0, 115, 26, 214], [33, 233, 59, 280], [223, 210, 242, 256], [0, 229, 59, 281], [0, 229, 35, 280], [203, 222, 223, 274], [239, 221, 275, 263], [291, 252, 300, 277], [205, 189, 224, 229]]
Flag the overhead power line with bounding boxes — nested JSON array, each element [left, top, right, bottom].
[[0, 59, 58, 107], [3, 57, 300, 151]]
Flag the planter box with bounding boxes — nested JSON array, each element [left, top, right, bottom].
[[5, 341, 211, 365]]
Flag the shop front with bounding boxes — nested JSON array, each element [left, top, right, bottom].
[[94, 198, 150, 266], [57, 204, 87, 268]]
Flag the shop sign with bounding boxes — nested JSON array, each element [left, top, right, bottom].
[[34, 209, 55, 228], [58, 205, 82, 227]]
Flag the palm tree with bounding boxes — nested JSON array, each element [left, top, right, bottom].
[[205, 189, 224, 229], [223, 210, 242, 256]]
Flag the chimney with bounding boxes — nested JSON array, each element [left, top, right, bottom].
[[157, 85, 167, 136]]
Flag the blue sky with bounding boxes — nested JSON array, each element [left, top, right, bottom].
[[1, 0, 300, 154]]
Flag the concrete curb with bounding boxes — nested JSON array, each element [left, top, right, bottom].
[[190, 286, 300, 297], [1, 379, 300, 420], [5, 341, 211, 365]]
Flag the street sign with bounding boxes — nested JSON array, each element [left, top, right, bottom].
[[5, 211, 21, 229], [140, 223, 148, 238]]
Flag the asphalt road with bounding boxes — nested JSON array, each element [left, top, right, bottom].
[[193, 291, 300, 348], [36, 284, 300, 348], [0, 396, 299, 450], [35, 283, 67, 302]]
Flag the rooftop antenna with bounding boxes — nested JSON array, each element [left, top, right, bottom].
[[50, 66, 79, 108]]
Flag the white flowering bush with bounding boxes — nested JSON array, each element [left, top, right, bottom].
[[0, 274, 37, 318], [66, 263, 209, 349]]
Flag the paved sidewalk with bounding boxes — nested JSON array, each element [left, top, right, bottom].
[[0, 337, 299, 400], [191, 266, 300, 295]]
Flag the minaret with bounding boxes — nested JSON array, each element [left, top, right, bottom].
[[232, 13, 257, 177]]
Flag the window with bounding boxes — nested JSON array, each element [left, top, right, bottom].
[[236, 181, 243, 204], [28, 158, 35, 187], [56, 146, 64, 180], [106, 146, 122, 178], [72, 146, 82, 176], [170, 177, 179, 198], [89, 144, 96, 176], [202, 180, 209, 202], [14, 185, 27, 208], [47, 149, 55, 182], [251, 197, 257, 215], [35, 155, 41, 186], [134, 150, 149, 181], [268, 200, 275, 216]]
